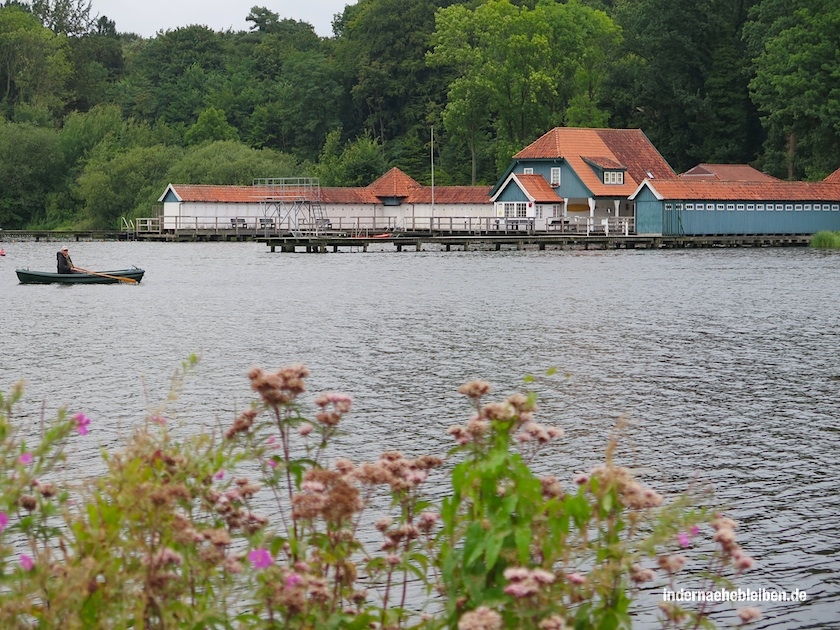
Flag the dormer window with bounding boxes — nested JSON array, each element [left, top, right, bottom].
[[604, 171, 624, 185], [523, 168, 534, 175], [550, 167, 561, 187]]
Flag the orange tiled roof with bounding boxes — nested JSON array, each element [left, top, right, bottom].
[[513, 127, 676, 197], [165, 185, 266, 202], [825, 167, 840, 184], [637, 179, 840, 202], [405, 185, 493, 204], [680, 164, 779, 182], [515, 174, 562, 203], [367, 167, 422, 197]]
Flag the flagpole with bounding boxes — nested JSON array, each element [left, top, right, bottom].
[[431, 125, 435, 232]]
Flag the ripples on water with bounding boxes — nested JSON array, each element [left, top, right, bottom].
[[1, 241, 839, 627]]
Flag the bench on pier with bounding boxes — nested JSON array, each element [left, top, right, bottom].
[[259, 218, 275, 229], [231, 217, 248, 229]]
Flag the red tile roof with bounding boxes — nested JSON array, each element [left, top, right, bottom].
[[680, 164, 779, 182], [405, 185, 493, 204], [367, 167, 421, 197], [515, 174, 562, 203], [513, 127, 676, 197], [636, 179, 840, 202], [825, 167, 840, 184]]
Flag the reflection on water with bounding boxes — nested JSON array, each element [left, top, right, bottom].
[[1, 241, 839, 627]]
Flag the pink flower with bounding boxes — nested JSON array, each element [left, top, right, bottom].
[[678, 532, 691, 547], [18, 453, 33, 465], [20, 554, 34, 571], [285, 572, 303, 588], [151, 415, 166, 425], [267, 459, 278, 469], [72, 413, 91, 435], [248, 548, 273, 569], [214, 469, 225, 480], [690, 525, 700, 536], [567, 572, 587, 585], [0, 512, 8, 533], [298, 423, 313, 436]]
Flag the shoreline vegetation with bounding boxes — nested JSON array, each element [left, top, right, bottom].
[[0, 357, 761, 628], [810, 231, 840, 248]]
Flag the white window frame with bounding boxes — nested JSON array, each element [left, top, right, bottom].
[[746, 204, 755, 211], [603, 171, 624, 185], [523, 167, 534, 175], [550, 167, 561, 187]]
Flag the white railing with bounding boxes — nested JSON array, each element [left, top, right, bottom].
[[546, 216, 635, 235], [134, 214, 637, 236]]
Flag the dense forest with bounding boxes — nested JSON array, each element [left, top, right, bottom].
[[0, 0, 837, 229]]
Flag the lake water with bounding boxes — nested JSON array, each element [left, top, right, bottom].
[[1, 240, 839, 627]]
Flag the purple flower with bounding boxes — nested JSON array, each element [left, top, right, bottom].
[[267, 458, 278, 469], [285, 572, 303, 588], [690, 525, 700, 536], [20, 554, 34, 571], [72, 413, 91, 436], [248, 548, 273, 570], [0, 512, 8, 533], [151, 415, 166, 425], [678, 532, 691, 548], [214, 469, 225, 480], [18, 452, 33, 465]]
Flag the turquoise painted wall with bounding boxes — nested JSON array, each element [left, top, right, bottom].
[[665, 201, 840, 235], [513, 159, 592, 199], [634, 187, 663, 234]]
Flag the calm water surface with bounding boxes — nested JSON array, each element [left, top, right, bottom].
[[1, 241, 839, 627]]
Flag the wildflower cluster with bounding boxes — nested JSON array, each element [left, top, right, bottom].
[[0, 361, 763, 629]]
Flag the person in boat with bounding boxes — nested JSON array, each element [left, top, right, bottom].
[[56, 246, 79, 274]]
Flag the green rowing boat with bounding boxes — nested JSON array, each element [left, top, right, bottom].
[[16, 268, 145, 285]]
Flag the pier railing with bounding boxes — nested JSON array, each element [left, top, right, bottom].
[[133, 214, 636, 236]]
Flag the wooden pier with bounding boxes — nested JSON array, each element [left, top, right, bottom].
[[258, 233, 813, 253]]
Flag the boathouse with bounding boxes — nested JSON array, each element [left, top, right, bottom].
[[631, 168, 840, 235], [489, 127, 676, 233]]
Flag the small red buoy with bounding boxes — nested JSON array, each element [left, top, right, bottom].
[[0, 248, 5, 256]]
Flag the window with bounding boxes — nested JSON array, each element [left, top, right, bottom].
[[746, 204, 755, 211], [686, 203, 694, 210], [523, 168, 534, 175], [776, 204, 784, 211], [604, 171, 624, 185], [833, 205, 840, 211], [716, 204, 725, 211], [535, 206, 543, 219], [736, 204, 745, 211], [665, 203, 673, 211], [550, 167, 561, 187], [785, 204, 793, 211], [804, 204, 812, 211], [795, 204, 803, 211], [756, 204, 764, 211], [504, 202, 528, 217], [726, 203, 735, 211]]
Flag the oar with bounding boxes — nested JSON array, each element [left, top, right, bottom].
[[72, 267, 138, 284]]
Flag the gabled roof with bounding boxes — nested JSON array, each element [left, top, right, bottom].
[[490, 173, 561, 204], [680, 164, 779, 182], [158, 184, 265, 203], [630, 179, 840, 202], [367, 167, 421, 198], [825, 166, 840, 184], [513, 127, 676, 197]]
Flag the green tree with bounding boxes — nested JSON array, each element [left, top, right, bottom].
[[0, 5, 71, 117], [0, 120, 63, 227], [429, 0, 620, 172], [75, 144, 183, 227], [184, 107, 239, 145], [316, 131, 387, 186], [601, 0, 726, 171], [747, 0, 840, 179], [165, 140, 301, 185]]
